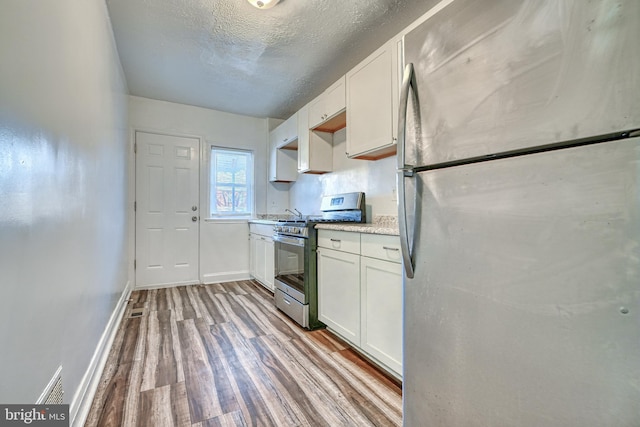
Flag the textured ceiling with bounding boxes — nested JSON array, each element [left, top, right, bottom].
[[105, 0, 439, 119]]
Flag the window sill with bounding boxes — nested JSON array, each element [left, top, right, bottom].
[[203, 217, 251, 224]]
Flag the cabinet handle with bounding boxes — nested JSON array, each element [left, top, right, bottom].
[[330, 238, 341, 242], [383, 246, 400, 251]]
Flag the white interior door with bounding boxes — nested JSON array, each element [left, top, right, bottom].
[[135, 131, 200, 287]]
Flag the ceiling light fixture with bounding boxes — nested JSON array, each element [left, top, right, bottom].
[[247, 0, 280, 9]]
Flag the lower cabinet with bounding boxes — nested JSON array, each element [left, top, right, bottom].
[[317, 229, 402, 378], [360, 256, 402, 376], [249, 223, 275, 291], [317, 247, 361, 344]]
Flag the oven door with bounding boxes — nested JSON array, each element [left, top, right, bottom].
[[273, 234, 306, 302]]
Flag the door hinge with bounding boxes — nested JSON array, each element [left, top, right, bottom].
[[134, 201, 137, 212], [134, 259, 136, 269], [134, 142, 137, 153]]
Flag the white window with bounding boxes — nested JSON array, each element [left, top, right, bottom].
[[209, 147, 254, 217]]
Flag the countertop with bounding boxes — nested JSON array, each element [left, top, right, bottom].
[[314, 222, 399, 236], [316, 215, 399, 236], [249, 215, 399, 236]]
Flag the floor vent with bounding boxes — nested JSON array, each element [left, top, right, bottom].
[[129, 308, 146, 318], [37, 366, 64, 404]]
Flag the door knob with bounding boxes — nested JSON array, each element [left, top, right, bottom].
[[192, 216, 198, 222], [192, 206, 198, 211]]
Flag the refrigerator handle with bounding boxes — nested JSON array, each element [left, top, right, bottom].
[[397, 63, 415, 278]]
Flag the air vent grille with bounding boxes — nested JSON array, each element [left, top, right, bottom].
[[129, 308, 146, 318], [37, 366, 64, 404]]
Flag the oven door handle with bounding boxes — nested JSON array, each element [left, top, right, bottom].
[[273, 234, 306, 247]]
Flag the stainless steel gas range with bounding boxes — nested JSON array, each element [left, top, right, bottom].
[[273, 192, 365, 329]]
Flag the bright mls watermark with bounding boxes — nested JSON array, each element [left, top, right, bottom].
[[0, 405, 68, 426]]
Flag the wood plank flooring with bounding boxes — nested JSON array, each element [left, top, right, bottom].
[[85, 280, 402, 427]]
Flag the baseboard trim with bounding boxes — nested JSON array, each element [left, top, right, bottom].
[[70, 280, 134, 427], [134, 279, 200, 291], [202, 271, 250, 284]]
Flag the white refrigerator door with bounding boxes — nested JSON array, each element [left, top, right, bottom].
[[403, 0, 640, 167], [403, 137, 640, 426]]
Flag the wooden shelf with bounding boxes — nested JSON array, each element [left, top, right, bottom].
[[313, 110, 346, 133]]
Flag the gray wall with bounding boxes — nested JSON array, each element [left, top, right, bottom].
[[0, 0, 130, 412]]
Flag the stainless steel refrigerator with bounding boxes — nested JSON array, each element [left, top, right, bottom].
[[397, 1, 640, 425]]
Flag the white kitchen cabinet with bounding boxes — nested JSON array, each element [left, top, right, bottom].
[[360, 233, 402, 377], [249, 223, 275, 291], [297, 103, 333, 173], [317, 229, 361, 345], [317, 229, 403, 378], [346, 38, 401, 160], [269, 140, 297, 182], [272, 113, 298, 149], [269, 119, 298, 182], [309, 76, 347, 132]]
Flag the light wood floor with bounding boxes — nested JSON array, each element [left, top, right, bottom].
[[85, 280, 402, 426]]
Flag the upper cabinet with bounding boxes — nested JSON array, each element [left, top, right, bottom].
[[346, 38, 402, 160], [309, 76, 347, 132], [298, 103, 333, 174], [269, 115, 298, 182], [271, 113, 298, 149]]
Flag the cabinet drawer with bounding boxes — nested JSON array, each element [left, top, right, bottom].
[[249, 223, 275, 237], [361, 233, 401, 263], [317, 230, 360, 254]]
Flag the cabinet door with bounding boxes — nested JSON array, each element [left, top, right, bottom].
[[360, 256, 403, 376], [251, 234, 275, 291], [308, 93, 326, 129], [324, 75, 346, 120], [317, 247, 361, 345], [346, 41, 396, 159], [308, 76, 346, 129], [276, 113, 298, 149], [249, 234, 258, 279], [269, 133, 297, 182], [264, 237, 275, 291], [298, 102, 333, 173], [297, 103, 310, 172], [254, 236, 267, 284]]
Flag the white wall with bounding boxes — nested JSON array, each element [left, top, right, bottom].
[[128, 96, 273, 284], [0, 0, 130, 417], [290, 128, 397, 219]]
